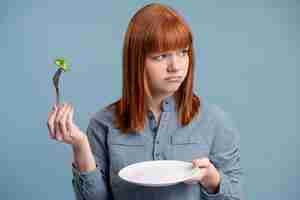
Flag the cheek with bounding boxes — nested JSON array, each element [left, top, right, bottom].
[[145, 62, 166, 81], [182, 58, 189, 75], [185, 56, 189, 67]]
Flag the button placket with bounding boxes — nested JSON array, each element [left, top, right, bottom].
[[153, 111, 170, 160], [153, 134, 160, 160]]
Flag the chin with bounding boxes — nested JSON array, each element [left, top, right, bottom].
[[161, 86, 181, 94]]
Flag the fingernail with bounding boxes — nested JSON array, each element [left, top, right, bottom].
[[57, 135, 62, 141]]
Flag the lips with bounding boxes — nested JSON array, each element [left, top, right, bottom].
[[165, 76, 182, 81]]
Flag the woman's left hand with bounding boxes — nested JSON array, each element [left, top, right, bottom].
[[183, 158, 221, 194]]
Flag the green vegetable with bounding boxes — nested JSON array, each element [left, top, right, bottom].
[[191, 167, 201, 176], [54, 58, 69, 72]]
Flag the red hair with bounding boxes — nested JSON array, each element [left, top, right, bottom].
[[108, 3, 200, 133]]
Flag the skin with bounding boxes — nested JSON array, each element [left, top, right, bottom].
[[144, 47, 189, 121], [46, 47, 220, 193]]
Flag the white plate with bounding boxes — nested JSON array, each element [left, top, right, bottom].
[[118, 160, 201, 187]]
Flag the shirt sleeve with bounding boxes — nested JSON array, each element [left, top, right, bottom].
[[71, 117, 114, 200], [201, 105, 244, 200]]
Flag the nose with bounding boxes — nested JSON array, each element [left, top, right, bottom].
[[167, 54, 180, 72]]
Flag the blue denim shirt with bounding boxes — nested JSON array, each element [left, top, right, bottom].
[[71, 95, 244, 200]]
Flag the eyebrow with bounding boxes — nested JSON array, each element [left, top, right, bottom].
[[158, 47, 189, 54]]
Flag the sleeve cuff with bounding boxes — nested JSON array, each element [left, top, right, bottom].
[[71, 163, 113, 199], [201, 172, 227, 200], [72, 163, 102, 186]]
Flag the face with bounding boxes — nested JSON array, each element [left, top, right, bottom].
[[145, 47, 189, 97]]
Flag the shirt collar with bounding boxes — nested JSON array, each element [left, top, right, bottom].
[[160, 95, 176, 112], [146, 95, 176, 117]]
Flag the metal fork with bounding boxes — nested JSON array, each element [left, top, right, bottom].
[[52, 68, 63, 105]]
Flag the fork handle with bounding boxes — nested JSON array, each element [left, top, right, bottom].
[[53, 68, 63, 105], [55, 86, 60, 105]]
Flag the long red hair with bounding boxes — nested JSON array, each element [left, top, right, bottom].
[[108, 3, 200, 133]]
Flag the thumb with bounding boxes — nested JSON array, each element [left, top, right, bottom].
[[192, 158, 210, 168], [192, 160, 198, 167]]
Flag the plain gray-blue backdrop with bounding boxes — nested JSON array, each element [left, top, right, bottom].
[[0, 0, 298, 199]]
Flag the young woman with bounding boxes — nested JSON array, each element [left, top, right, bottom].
[[47, 3, 243, 200]]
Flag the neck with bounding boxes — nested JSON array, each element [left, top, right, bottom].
[[145, 92, 173, 113]]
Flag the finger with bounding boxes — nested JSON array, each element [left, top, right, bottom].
[[184, 168, 205, 185], [192, 158, 211, 168], [67, 105, 74, 137], [63, 104, 73, 140], [55, 103, 68, 141], [184, 179, 199, 184], [60, 104, 72, 140], [54, 104, 63, 140], [68, 106, 81, 142], [184, 168, 203, 184], [47, 105, 58, 139], [57, 103, 70, 140], [53, 105, 60, 140]]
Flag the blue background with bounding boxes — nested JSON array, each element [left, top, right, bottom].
[[0, 0, 298, 199]]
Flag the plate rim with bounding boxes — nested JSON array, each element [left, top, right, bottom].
[[118, 160, 196, 186]]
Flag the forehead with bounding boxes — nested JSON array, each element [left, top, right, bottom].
[[144, 19, 192, 54]]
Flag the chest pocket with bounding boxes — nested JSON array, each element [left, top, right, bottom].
[[109, 133, 147, 166], [171, 133, 202, 144], [170, 133, 209, 161], [110, 136, 146, 146]]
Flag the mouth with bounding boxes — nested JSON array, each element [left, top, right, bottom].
[[165, 76, 182, 82]]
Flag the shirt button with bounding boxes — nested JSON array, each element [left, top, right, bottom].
[[156, 140, 160, 144]]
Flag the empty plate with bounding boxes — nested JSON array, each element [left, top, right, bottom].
[[118, 160, 201, 187]]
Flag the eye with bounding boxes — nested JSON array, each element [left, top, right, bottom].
[[152, 54, 168, 61], [178, 49, 189, 57]]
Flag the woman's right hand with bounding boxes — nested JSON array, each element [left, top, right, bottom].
[[47, 103, 86, 148]]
